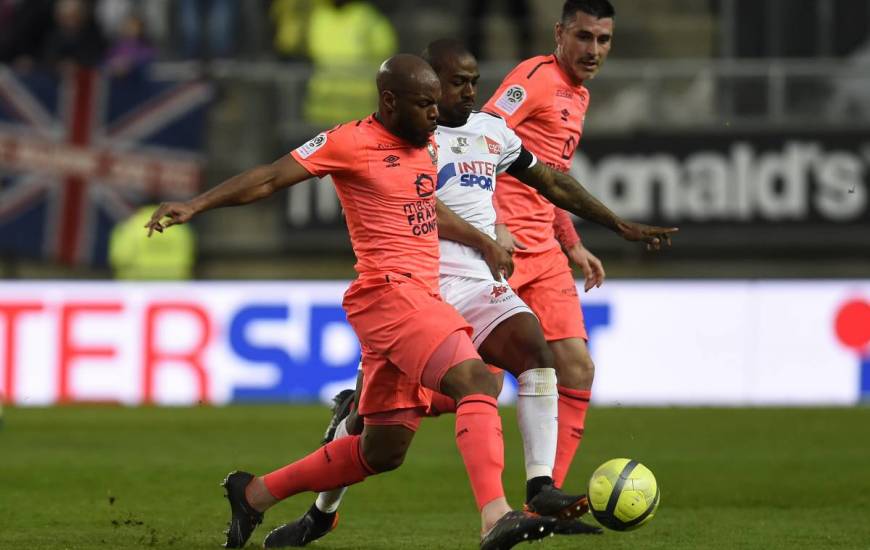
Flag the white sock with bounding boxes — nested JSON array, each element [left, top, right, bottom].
[[516, 368, 558, 480], [315, 417, 350, 513]]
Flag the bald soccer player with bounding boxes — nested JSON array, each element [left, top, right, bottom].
[[145, 54, 556, 550]]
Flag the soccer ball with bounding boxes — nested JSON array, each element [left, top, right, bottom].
[[587, 458, 660, 531]]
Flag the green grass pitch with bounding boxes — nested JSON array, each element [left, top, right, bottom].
[[1, 405, 869, 549]]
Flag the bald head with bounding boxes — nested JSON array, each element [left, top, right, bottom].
[[376, 54, 441, 147], [377, 54, 440, 95], [422, 39, 474, 75]]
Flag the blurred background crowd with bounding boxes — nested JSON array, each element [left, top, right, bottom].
[[0, 0, 868, 281]]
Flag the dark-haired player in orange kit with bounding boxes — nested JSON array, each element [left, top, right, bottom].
[[484, 1, 656, 525]]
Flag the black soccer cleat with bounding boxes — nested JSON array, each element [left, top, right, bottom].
[[553, 517, 604, 535], [263, 504, 339, 548], [525, 485, 589, 521], [321, 388, 356, 445], [221, 471, 264, 548], [479, 510, 557, 550]]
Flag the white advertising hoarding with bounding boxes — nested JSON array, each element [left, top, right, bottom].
[[0, 281, 867, 406]]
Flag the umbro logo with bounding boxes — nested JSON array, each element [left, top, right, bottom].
[[560, 109, 570, 122], [383, 155, 400, 167]]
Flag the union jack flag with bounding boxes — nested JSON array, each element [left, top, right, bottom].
[[0, 67, 213, 266]]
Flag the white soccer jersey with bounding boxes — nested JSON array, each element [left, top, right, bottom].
[[436, 111, 535, 279]]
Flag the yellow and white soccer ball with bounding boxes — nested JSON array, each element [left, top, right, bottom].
[[587, 458, 660, 531]]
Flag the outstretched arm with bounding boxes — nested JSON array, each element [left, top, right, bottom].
[[145, 154, 313, 236], [435, 199, 513, 280], [510, 162, 678, 250]]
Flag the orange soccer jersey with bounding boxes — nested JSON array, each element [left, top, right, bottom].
[[483, 54, 590, 253], [291, 115, 442, 292], [291, 115, 474, 415]]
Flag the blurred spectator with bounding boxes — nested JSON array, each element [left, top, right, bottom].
[[96, 0, 135, 37], [97, 0, 169, 52], [465, 0, 532, 61], [177, 0, 239, 60], [270, 0, 322, 62], [104, 12, 157, 77], [42, 0, 107, 70], [304, 0, 397, 125], [109, 205, 196, 280], [0, 0, 55, 71]]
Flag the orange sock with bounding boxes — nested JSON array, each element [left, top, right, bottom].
[[263, 435, 374, 500], [553, 386, 591, 488], [427, 392, 457, 416], [455, 395, 505, 510]]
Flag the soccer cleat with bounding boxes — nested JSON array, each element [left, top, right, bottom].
[[321, 389, 356, 445], [524, 485, 589, 520], [221, 471, 264, 548], [263, 505, 339, 548], [553, 517, 604, 535], [479, 510, 557, 550]]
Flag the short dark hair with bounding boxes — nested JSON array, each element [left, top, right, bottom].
[[421, 38, 474, 74], [561, 0, 615, 23]]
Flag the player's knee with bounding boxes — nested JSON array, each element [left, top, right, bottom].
[[578, 354, 595, 379], [441, 361, 501, 400], [555, 349, 595, 390], [492, 368, 505, 395], [362, 445, 408, 473], [468, 366, 501, 398], [555, 353, 595, 388]]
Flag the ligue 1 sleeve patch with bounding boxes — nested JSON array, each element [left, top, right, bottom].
[[296, 133, 328, 159], [494, 85, 527, 115]]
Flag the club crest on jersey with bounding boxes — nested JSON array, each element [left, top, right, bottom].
[[427, 142, 438, 165], [495, 85, 526, 115], [485, 136, 502, 155], [296, 133, 327, 159], [450, 136, 470, 154], [415, 173, 435, 198]]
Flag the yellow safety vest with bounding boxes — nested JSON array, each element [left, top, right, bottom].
[[304, 2, 397, 124], [270, 0, 325, 58], [109, 206, 195, 280]]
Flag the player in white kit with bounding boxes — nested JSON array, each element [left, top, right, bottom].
[[265, 40, 676, 548]]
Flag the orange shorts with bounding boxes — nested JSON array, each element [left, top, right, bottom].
[[343, 272, 475, 416], [508, 247, 587, 341]]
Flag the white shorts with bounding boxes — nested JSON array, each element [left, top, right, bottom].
[[439, 274, 535, 348]]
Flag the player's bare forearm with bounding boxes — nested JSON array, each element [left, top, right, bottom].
[[187, 154, 313, 214], [435, 199, 491, 251], [145, 154, 313, 236], [187, 165, 281, 214], [436, 199, 513, 279], [516, 163, 622, 232]]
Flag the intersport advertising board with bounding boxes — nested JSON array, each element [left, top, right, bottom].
[[0, 281, 867, 406]]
